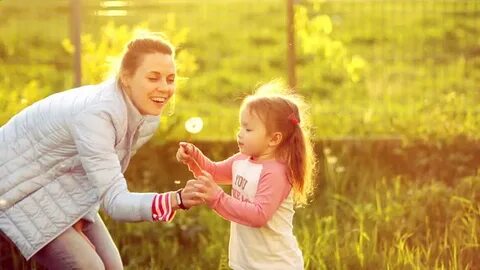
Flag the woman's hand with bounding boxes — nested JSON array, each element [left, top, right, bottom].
[[194, 171, 223, 205], [176, 142, 194, 164], [180, 179, 204, 209]]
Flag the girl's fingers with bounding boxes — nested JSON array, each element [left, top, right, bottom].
[[180, 142, 191, 154], [179, 148, 188, 157], [183, 198, 203, 208], [183, 181, 200, 194], [198, 175, 214, 188], [176, 150, 188, 162], [201, 171, 214, 184], [194, 191, 207, 200], [197, 175, 209, 185], [193, 183, 208, 193], [177, 151, 191, 164], [185, 180, 210, 194], [187, 198, 204, 205]]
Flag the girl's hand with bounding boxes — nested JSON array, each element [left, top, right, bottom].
[[176, 142, 194, 164], [194, 171, 223, 204]]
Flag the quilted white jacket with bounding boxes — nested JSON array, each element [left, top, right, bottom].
[[0, 79, 161, 259]]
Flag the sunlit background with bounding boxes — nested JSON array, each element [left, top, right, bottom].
[[1, 0, 480, 269]]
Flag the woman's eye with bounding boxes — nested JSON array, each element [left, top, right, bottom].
[[148, 77, 158, 81], [246, 129, 252, 132], [167, 79, 175, 84]]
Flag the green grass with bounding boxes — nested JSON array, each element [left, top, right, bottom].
[[2, 140, 480, 269]]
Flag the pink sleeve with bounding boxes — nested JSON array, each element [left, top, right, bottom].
[[186, 146, 243, 185], [207, 166, 292, 228]]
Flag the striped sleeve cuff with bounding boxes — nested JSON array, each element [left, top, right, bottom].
[[151, 192, 176, 222]]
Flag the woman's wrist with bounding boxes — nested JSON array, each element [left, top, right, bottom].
[[170, 191, 180, 210], [176, 188, 189, 210]]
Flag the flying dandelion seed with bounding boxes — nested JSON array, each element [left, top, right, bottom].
[[174, 180, 181, 185], [185, 117, 203, 134], [335, 166, 345, 173], [327, 156, 338, 165]]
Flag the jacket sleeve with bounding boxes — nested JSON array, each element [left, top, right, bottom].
[[68, 105, 163, 222]]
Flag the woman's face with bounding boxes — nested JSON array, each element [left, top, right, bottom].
[[122, 52, 176, 116]]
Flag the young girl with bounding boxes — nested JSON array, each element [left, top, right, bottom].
[[176, 81, 316, 269]]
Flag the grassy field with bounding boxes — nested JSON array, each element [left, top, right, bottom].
[[2, 140, 480, 269], [1, 0, 480, 269]]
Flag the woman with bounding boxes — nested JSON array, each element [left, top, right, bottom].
[[0, 34, 201, 269]]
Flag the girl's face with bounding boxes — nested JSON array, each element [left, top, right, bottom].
[[122, 52, 176, 116], [236, 108, 274, 159]]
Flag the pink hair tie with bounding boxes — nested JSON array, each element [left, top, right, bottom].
[[288, 113, 300, 125]]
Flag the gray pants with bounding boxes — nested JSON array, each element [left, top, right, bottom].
[[33, 214, 123, 270]]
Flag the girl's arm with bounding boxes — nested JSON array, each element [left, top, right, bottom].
[[181, 142, 242, 185], [196, 169, 292, 228]]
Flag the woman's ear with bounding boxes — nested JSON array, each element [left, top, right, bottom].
[[119, 72, 130, 90], [269, 132, 283, 147]]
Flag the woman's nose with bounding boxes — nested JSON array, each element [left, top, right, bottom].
[[156, 79, 168, 90]]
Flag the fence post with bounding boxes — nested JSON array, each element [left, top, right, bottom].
[[286, 0, 296, 89]]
